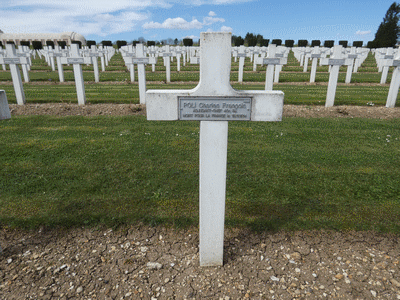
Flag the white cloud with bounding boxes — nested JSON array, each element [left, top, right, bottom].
[[220, 26, 232, 32], [356, 30, 371, 35], [0, 0, 163, 36], [143, 12, 225, 30], [0, 0, 236, 37], [143, 17, 204, 29], [183, 35, 199, 40]]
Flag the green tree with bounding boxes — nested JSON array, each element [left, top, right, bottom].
[[372, 2, 400, 48], [311, 40, 321, 47], [298, 40, 308, 47], [245, 33, 258, 46], [233, 36, 244, 46], [285, 40, 294, 47], [271, 39, 282, 45], [183, 38, 193, 46], [338, 40, 348, 48]]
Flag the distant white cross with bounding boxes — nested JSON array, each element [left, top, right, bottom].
[[385, 52, 400, 108], [123, 44, 156, 104], [256, 44, 287, 91], [0, 44, 28, 105], [60, 44, 92, 105], [320, 45, 352, 107], [146, 32, 284, 267]]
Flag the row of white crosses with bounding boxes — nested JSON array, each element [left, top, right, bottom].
[[147, 32, 284, 266], [121, 44, 156, 104], [293, 46, 370, 83]]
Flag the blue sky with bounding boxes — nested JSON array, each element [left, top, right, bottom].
[[0, 0, 395, 45]]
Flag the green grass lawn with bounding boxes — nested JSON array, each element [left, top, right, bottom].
[[1, 116, 399, 232]]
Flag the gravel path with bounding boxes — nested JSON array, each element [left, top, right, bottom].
[[0, 226, 399, 299]]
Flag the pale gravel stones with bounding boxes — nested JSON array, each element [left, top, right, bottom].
[[0, 227, 399, 299]]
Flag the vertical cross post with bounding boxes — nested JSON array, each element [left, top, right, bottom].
[[237, 46, 246, 83], [0, 90, 11, 120], [256, 45, 287, 91], [60, 44, 91, 105], [310, 46, 321, 83], [163, 45, 172, 83], [2, 44, 26, 105], [89, 45, 101, 83], [385, 53, 400, 108], [146, 32, 284, 267], [320, 45, 352, 107]]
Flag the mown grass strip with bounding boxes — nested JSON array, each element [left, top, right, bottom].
[[1, 116, 399, 232]]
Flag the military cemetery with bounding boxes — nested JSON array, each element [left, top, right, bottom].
[[1, 1, 400, 297]]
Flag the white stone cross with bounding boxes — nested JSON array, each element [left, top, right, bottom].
[[87, 45, 102, 83], [256, 44, 287, 91], [274, 47, 288, 83], [345, 47, 358, 84], [123, 44, 156, 104], [0, 90, 11, 120], [162, 45, 173, 83], [302, 47, 312, 73], [385, 51, 400, 108], [121, 45, 137, 82], [320, 45, 352, 107], [48, 46, 66, 82], [147, 46, 158, 72], [237, 46, 246, 83], [60, 44, 92, 105], [0, 44, 28, 105], [16, 46, 31, 82], [309, 46, 321, 83], [146, 32, 284, 267], [380, 49, 395, 84]]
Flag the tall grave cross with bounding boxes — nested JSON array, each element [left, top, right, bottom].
[[256, 44, 287, 91], [385, 52, 400, 108], [60, 44, 92, 105], [320, 45, 352, 107], [48, 46, 66, 82], [0, 44, 29, 105], [146, 32, 284, 267], [0, 90, 11, 120], [309, 46, 321, 83], [123, 44, 156, 104]]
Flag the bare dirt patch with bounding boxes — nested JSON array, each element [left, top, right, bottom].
[[0, 226, 399, 299]]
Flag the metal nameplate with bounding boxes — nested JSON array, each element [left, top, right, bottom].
[[87, 53, 101, 57], [162, 53, 173, 57], [262, 58, 281, 65], [392, 60, 400, 67], [328, 59, 345, 66], [179, 97, 252, 121], [190, 57, 200, 64], [385, 55, 394, 59], [3, 58, 22, 64], [131, 58, 150, 64], [347, 54, 357, 59], [237, 53, 247, 58], [275, 53, 284, 58], [51, 53, 64, 57], [311, 54, 321, 58], [67, 58, 85, 64]]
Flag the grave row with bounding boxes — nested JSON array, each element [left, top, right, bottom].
[[1, 42, 400, 108]]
